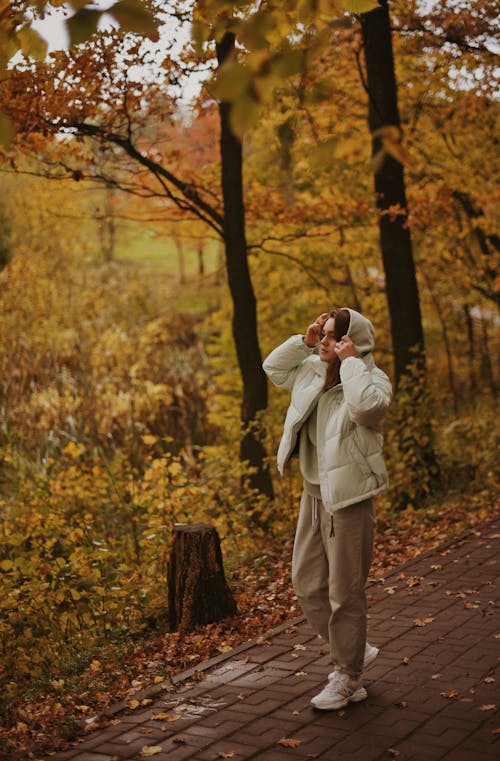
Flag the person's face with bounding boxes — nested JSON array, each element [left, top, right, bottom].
[[319, 317, 338, 364]]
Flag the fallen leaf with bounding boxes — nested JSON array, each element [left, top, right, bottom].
[[441, 689, 460, 699], [480, 704, 496, 711], [338, 710, 346, 717], [127, 700, 140, 710], [138, 727, 154, 734], [406, 576, 422, 587], [431, 674, 443, 679], [484, 677, 495, 684], [152, 712, 180, 722], [414, 616, 435, 626], [492, 728, 500, 735], [307, 755, 319, 759], [294, 671, 308, 676], [430, 564, 442, 571], [216, 753, 235, 759], [278, 738, 302, 748], [293, 644, 307, 651], [140, 746, 163, 757], [388, 751, 400, 758], [173, 737, 186, 744], [292, 710, 300, 715], [402, 656, 410, 665], [385, 586, 397, 594]]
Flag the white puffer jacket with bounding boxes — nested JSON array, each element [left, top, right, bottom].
[[263, 309, 392, 514]]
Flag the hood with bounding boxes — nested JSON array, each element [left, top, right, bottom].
[[342, 308, 375, 356]]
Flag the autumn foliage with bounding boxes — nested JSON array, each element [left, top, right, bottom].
[[0, 0, 499, 757]]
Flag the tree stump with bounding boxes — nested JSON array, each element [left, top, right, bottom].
[[167, 523, 237, 633]]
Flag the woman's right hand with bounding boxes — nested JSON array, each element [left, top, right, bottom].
[[303, 313, 329, 347]]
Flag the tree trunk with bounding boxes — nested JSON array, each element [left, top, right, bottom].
[[463, 303, 477, 393], [174, 236, 187, 284], [360, 1, 439, 503], [168, 523, 237, 633], [197, 239, 205, 278], [423, 272, 459, 416], [360, 1, 425, 386], [216, 33, 274, 501]]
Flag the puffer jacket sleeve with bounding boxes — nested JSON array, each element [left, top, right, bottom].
[[263, 335, 314, 391], [339, 356, 392, 428]]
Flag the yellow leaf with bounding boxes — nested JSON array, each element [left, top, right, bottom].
[[151, 712, 180, 721], [229, 93, 260, 138], [343, 0, 380, 13], [111, 0, 159, 39], [16, 26, 48, 60], [211, 62, 252, 102], [67, 8, 101, 46], [127, 699, 140, 709], [140, 747, 163, 757]]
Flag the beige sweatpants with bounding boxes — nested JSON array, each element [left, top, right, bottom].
[[291, 490, 375, 678]]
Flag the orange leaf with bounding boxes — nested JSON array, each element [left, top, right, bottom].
[[414, 616, 435, 626], [278, 738, 302, 748]]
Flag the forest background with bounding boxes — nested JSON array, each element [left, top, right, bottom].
[[0, 0, 498, 757]]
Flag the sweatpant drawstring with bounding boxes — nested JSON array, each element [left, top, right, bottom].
[[330, 515, 335, 538], [312, 497, 319, 529]]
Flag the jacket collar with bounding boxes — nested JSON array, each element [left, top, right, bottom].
[[309, 352, 375, 375]]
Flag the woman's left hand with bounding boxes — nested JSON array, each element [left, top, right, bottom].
[[335, 335, 357, 361]]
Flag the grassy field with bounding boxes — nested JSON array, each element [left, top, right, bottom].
[[116, 222, 221, 274], [114, 222, 224, 312]]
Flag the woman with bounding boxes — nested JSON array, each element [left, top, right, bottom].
[[263, 308, 392, 710]]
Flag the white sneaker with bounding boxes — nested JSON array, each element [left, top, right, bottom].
[[363, 642, 380, 668], [311, 671, 367, 711], [327, 642, 379, 681]]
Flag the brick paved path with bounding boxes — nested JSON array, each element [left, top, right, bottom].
[[47, 520, 499, 761]]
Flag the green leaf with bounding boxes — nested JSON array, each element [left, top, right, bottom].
[[67, 9, 101, 46], [229, 93, 260, 139], [111, 0, 159, 39], [0, 112, 15, 149], [343, 0, 380, 13]]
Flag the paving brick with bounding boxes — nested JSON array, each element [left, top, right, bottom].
[[40, 519, 500, 761]]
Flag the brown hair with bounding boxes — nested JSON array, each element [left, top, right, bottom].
[[324, 308, 350, 390]]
